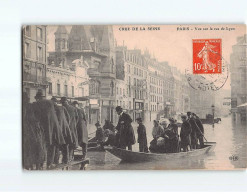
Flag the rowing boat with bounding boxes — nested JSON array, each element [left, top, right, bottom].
[[105, 142, 216, 162]]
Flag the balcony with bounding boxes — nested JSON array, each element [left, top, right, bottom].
[[23, 73, 48, 86]]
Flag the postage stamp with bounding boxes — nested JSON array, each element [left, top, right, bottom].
[[193, 39, 222, 74], [185, 38, 228, 91]]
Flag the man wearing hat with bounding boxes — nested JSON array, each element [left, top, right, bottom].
[[72, 101, 88, 159], [51, 97, 73, 164], [136, 118, 148, 153], [61, 97, 79, 161], [187, 112, 200, 149], [115, 106, 136, 150], [34, 90, 45, 102], [180, 115, 192, 152], [192, 113, 204, 148]]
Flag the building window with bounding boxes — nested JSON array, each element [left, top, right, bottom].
[[48, 82, 52, 94], [37, 46, 42, 61], [117, 87, 118, 95], [64, 85, 68, 96], [120, 88, 122, 95], [72, 86, 74, 97], [90, 81, 99, 95], [37, 27, 42, 41], [62, 39, 65, 49], [79, 87, 84, 97], [57, 83, 60, 95], [25, 26, 31, 37], [24, 42, 31, 58], [129, 101, 131, 109]]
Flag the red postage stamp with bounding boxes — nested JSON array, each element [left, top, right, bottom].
[[193, 39, 222, 74]]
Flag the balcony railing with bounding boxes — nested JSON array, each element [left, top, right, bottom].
[[23, 73, 48, 85]]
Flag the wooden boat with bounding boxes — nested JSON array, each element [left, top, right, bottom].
[[105, 142, 216, 162]]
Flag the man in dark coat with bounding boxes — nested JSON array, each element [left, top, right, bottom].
[[61, 97, 79, 161], [192, 113, 204, 148], [115, 106, 136, 150], [180, 115, 192, 152], [51, 97, 73, 164], [72, 101, 88, 159], [136, 118, 148, 153], [33, 92, 65, 169], [187, 112, 200, 150]]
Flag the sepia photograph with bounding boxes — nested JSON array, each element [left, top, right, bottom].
[[22, 24, 247, 171]]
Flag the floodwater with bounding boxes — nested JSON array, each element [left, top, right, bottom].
[[86, 116, 246, 170]]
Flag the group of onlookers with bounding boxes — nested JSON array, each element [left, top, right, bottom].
[[23, 91, 88, 170], [94, 106, 205, 154], [149, 112, 205, 153]]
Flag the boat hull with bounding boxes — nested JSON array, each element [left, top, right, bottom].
[[106, 142, 216, 162]]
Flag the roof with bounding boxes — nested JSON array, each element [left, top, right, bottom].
[[55, 26, 68, 34]]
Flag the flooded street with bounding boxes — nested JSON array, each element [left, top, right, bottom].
[[86, 116, 246, 170]]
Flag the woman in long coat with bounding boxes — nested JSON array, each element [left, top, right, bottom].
[[115, 106, 135, 150]]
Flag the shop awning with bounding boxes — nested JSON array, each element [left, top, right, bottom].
[[237, 103, 247, 108]]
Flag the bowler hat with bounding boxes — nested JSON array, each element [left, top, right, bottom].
[[187, 112, 192, 116], [115, 106, 123, 112], [95, 122, 101, 127], [60, 97, 67, 103], [72, 101, 79, 105], [35, 91, 45, 99], [51, 97, 58, 102]]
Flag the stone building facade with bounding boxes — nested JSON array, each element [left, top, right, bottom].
[[23, 25, 48, 102], [48, 25, 116, 124], [230, 34, 247, 122]]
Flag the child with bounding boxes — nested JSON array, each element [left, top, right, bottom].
[[136, 118, 148, 153]]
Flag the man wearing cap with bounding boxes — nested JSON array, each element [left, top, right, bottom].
[[72, 101, 88, 159], [115, 106, 136, 150], [61, 97, 79, 161], [187, 112, 200, 149], [136, 118, 148, 153], [180, 115, 192, 152]]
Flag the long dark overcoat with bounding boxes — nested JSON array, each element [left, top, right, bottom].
[[33, 100, 65, 146], [54, 105, 73, 145], [116, 112, 136, 147], [188, 118, 200, 146], [76, 108, 88, 145], [23, 103, 46, 169], [180, 120, 192, 148], [63, 104, 79, 148]]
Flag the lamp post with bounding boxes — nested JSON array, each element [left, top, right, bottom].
[[212, 104, 215, 125]]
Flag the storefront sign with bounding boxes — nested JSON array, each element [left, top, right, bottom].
[[90, 99, 98, 105]]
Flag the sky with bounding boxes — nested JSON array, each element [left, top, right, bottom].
[[47, 25, 246, 90]]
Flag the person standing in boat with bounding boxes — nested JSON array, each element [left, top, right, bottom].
[[115, 106, 136, 151], [72, 101, 88, 160], [187, 112, 200, 150], [192, 113, 204, 148], [136, 118, 148, 153], [180, 115, 192, 152]]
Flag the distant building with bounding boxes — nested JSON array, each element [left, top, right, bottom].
[[23, 25, 48, 102], [116, 47, 149, 121], [48, 25, 116, 124], [230, 34, 247, 122]]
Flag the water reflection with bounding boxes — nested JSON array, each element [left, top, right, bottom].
[[87, 117, 246, 170]]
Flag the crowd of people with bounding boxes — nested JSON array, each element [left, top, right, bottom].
[[23, 91, 88, 170], [23, 94, 206, 169], [94, 106, 205, 154]]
